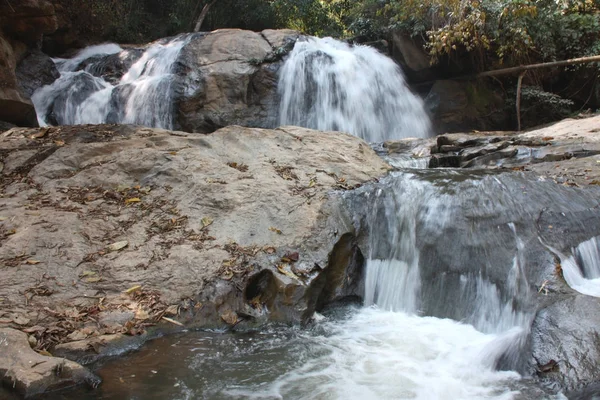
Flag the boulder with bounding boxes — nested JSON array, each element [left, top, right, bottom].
[[0, 124, 390, 390], [176, 29, 300, 133], [0, 0, 57, 44], [425, 79, 508, 134], [16, 49, 60, 97], [0, 328, 98, 397], [0, 34, 38, 127], [390, 32, 438, 82]]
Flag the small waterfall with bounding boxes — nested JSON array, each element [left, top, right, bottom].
[[560, 236, 600, 297], [278, 37, 431, 142], [349, 170, 541, 371], [32, 36, 190, 129]]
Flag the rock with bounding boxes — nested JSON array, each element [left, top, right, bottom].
[[373, 114, 600, 392], [425, 80, 508, 134], [390, 32, 437, 82], [0, 0, 57, 44], [385, 114, 600, 182], [0, 34, 38, 127], [176, 29, 300, 133], [0, 124, 390, 377], [0, 120, 16, 132], [531, 294, 600, 391], [0, 328, 98, 397], [16, 49, 60, 97]]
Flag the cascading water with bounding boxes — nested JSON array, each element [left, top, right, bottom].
[[32, 35, 190, 129], [557, 236, 600, 297], [278, 37, 431, 142]]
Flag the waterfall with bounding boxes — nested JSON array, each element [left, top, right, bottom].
[[559, 236, 600, 297], [347, 170, 541, 372], [32, 35, 190, 129], [278, 37, 431, 142]]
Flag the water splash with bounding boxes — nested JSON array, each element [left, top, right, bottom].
[[278, 37, 431, 142], [32, 36, 190, 129]]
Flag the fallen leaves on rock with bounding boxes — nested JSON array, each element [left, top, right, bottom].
[[282, 252, 299, 263], [269, 226, 282, 234], [276, 264, 301, 281], [271, 162, 298, 181], [124, 285, 142, 294], [227, 162, 249, 172]]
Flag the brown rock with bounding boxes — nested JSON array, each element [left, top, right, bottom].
[[0, 328, 98, 397], [177, 29, 300, 132], [0, 34, 38, 127], [0, 124, 390, 350], [0, 0, 57, 44]]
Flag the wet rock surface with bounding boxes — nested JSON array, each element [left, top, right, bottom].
[[0, 123, 388, 396], [378, 114, 600, 394], [386, 114, 600, 186]]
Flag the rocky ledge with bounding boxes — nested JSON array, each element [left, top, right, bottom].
[[386, 113, 600, 186], [0, 124, 389, 396]]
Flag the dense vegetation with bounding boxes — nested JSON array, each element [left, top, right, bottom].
[[57, 0, 599, 70]]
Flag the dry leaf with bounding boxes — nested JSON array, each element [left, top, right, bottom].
[[107, 241, 128, 251], [38, 350, 53, 357], [269, 227, 282, 234], [80, 270, 97, 277], [125, 197, 141, 204], [220, 310, 238, 325], [25, 259, 41, 265], [31, 128, 49, 139], [165, 305, 179, 316], [162, 317, 184, 327], [222, 271, 234, 280], [124, 285, 142, 294], [263, 246, 276, 254], [135, 308, 150, 320], [276, 264, 301, 281], [54, 140, 65, 146], [85, 276, 102, 283], [201, 217, 213, 228]]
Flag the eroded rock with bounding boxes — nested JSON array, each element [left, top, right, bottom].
[[0, 328, 98, 397]]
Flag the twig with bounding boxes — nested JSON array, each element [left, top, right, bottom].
[[4, 0, 15, 13]]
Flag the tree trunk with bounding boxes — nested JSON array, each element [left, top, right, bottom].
[[193, 0, 217, 32], [476, 54, 600, 78], [516, 72, 525, 131]]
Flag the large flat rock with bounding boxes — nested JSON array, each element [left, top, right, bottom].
[[0, 124, 390, 376]]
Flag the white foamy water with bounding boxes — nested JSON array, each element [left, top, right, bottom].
[[32, 36, 190, 129], [561, 236, 600, 297], [278, 37, 431, 142], [225, 309, 523, 400]]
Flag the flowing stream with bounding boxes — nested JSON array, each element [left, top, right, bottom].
[[27, 36, 598, 400], [43, 170, 585, 400]]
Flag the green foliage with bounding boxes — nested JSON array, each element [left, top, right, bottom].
[[55, 0, 353, 44], [348, 0, 600, 69], [506, 86, 575, 126]]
